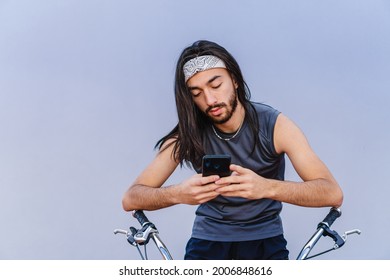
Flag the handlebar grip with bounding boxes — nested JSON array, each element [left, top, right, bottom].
[[132, 210, 150, 226], [319, 207, 341, 228]]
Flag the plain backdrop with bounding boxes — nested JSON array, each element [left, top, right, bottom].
[[0, 0, 389, 260]]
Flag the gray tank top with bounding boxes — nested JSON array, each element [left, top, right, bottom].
[[191, 102, 285, 241]]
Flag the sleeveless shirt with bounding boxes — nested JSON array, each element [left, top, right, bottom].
[[191, 102, 285, 242]]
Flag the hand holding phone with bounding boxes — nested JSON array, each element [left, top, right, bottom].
[[202, 154, 231, 177]]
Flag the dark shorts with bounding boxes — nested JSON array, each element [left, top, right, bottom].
[[184, 234, 289, 260]]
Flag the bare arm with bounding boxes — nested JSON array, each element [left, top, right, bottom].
[[271, 114, 343, 207], [214, 114, 343, 207], [122, 139, 221, 211]]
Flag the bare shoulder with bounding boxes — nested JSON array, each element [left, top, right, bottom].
[[159, 136, 178, 154], [133, 137, 180, 188], [274, 113, 310, 154], [274, 113, 338, 183]]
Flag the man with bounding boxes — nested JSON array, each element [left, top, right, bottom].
[[122, 40, 343, 260]]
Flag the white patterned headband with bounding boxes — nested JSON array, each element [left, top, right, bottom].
[[183, 55, 226, 83]]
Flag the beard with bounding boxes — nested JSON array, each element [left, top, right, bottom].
[[205, 91, 238, 125]]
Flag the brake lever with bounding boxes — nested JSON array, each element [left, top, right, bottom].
[[133, 223, 159, 245], [342, 229, 361, 241], [114, 228, 137, 246]]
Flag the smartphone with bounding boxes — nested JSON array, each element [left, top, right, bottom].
[[202, 154, 231, 177]]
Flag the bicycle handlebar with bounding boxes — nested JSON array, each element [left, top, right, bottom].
[[132, 210, 151, 226], [318, 207, 341, 228], [117, 207, 358, 261], [297, 207, 351, 260], [129, 210, 173, 260]]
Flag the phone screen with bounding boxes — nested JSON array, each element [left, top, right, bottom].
[[202, 154, 231, 177]]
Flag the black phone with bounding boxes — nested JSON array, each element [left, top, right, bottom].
[[202, 154, 231, 177]]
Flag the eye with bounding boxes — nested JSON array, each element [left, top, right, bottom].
[[211, 83, 222, 89], [191, 91, 201, 97]]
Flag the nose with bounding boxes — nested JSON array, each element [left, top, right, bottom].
[[204, 90, 217, 106]]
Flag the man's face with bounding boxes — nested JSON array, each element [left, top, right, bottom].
[[186, 68, 238, 124]]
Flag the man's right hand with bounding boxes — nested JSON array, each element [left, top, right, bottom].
[[175, 174, 221, 205]]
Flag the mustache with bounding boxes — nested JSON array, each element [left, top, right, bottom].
[[205, 103, 227, 114]]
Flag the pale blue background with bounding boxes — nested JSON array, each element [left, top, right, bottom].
[[0, 0, 389, 259]]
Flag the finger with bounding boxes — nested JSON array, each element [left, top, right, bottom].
[[215, 175, 241, 185], [219, 191, 248, 198], [215, 183, 244, 194], [216, 189, 247, 198], [191, 186, 220, 203], [199, 175, 220, 185], [230, 164, 248, 174], [215, 183, 252, 198]]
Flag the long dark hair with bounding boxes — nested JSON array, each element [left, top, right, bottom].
[[156, 40, 259, 168]]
